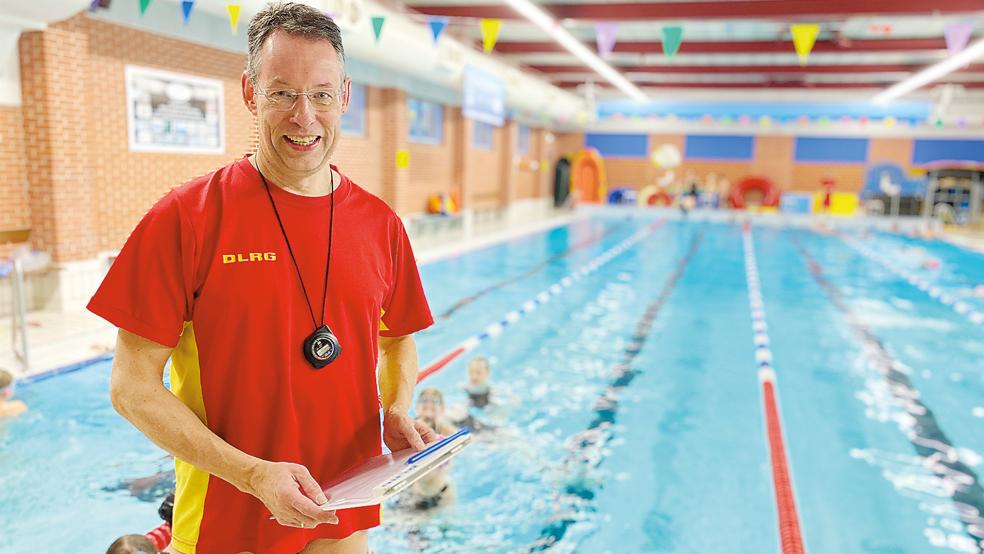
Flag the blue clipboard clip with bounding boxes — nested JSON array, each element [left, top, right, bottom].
[[407, 427, 471, 465]]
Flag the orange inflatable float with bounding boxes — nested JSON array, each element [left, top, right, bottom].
[[569, 148, 607, 203], [729, 176, 780, 209]]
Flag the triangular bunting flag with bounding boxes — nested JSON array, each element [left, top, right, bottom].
[[371, 16, 386, 43], [595, 22, 618, 58], [227, 4, 241, 34], [88, 0, 100, 12], [428, 17, 448, 44], [661, 26, 683, 58], [944, 22, 974, 56], [139, 0, 152, 16], [480, 19, 501, 53], [791, 24, 820, 65], [181, 0, 194, 25]]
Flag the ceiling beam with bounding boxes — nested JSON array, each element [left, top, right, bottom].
[[495, 38, 948, 55], [555, 81, 984, 90], [532, 64, 984, 75], [410, 0, 981, 21]]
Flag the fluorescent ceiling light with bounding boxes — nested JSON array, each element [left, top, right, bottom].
[[872, 38, 984, 105], [500, 0, 648, 102]]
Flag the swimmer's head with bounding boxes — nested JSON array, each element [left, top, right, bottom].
[[467, 357, 491, 386], [106, 534, 157, 554], [0, 368, 15, 400], [416, 387, 445, 420]]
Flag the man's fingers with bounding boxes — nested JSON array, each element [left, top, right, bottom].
[[406, 421, 426, 450], [416, 420, 439, 444], [293, 466, 329, 505]]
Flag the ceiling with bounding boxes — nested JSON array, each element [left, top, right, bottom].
[[388, 0, 984, 101]]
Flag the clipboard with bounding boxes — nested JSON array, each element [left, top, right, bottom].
[[320, 428, 472, 510]]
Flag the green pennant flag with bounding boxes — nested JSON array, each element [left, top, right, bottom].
[[371, 16, 385, 43], [662, 25, 683, 58], [139, 0, 152, 16]]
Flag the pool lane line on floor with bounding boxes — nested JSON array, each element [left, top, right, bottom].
[[524, 228, 704, 552], [792, 235, 984, 553], [839, 234, 984, 331], [742, 223, 807, 554], [435, 221, 630, 320], [417, 219, 666, 383]]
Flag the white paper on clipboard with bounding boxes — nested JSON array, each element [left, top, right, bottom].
[[320, 428, 472, 511]]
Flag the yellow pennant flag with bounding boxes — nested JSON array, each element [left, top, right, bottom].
[[791, 24, 819, 65], [480, 19, 501, 53], [227, 4, 241, 34]]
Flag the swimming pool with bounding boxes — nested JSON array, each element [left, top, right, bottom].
[[1, 214, 982, 553]]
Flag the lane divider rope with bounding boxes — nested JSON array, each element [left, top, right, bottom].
[[841, 235, 984, 330], [417, 220, 666, 383], [742, 222, 806, 554]]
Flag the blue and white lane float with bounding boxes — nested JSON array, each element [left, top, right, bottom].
[[842, 236, 984, 330], [418, 220, 665, 382], [741, 223, 806, 554]]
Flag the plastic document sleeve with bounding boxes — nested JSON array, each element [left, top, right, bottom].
[[320, 428, 472, 510]]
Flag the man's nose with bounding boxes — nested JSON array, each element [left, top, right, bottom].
[[288, 95, 317, 126]]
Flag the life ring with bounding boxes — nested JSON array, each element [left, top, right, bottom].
[[638, 185, 673, 207], [729, 177, 780, 209]]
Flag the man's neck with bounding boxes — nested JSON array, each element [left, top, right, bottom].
[[251, 154, 336, 197]]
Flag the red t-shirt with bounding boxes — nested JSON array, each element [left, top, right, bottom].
[[88, 156, 433, 553]]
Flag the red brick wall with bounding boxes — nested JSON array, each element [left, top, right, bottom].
[[406, 105, 460, 213], [0, 106, 28, 231], [334, 85, 384, 198]]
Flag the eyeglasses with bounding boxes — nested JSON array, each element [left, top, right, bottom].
[[255, 88, 342, 111]]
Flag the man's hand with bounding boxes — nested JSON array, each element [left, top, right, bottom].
[[383, 408, 438, 452], [247, 461, 339, 528]]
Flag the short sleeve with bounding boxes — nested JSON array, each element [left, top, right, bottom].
[[87, 191, 197, 348], [379, 218, 433, 337]]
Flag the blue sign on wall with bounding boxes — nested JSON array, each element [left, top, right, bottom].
[[585, 133, 649, 158], [462, 64, 505, 127], [913, 139, 984, 165], [794, 137, 869, 163], [685, 135, 754, 161]]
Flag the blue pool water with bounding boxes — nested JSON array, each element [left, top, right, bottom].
[[1, 215, 982, 553]]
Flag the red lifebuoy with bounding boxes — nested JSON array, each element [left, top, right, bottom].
[[730, 177, 780, 209]]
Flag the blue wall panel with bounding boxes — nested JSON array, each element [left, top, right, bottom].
[[585, 133, 649, 158], [912, 139, 984, 164], [685, 135, 754, 161], [794, 137, 869, 163]]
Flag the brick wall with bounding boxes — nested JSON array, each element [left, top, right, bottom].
[[406, 105, 460, 213], [0, 106, 28, 232], [333, 85, 385, 198]]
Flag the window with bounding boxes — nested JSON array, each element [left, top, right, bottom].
[[517, 124, 530, 154], [473, 121, 494, 150], [340, 83, 366, 137], [408, 97, 444, 144]]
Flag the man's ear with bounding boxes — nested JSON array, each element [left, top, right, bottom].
[[340, 77, 351, 114], [242, 72, 258, 116]]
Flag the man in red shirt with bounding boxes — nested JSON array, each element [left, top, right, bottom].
[[88, 3, 435, 552]]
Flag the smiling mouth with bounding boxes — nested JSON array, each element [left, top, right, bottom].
[[284, 135, 321, 146]]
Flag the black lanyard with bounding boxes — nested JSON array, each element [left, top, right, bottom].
[[258, 167, 335, 328]]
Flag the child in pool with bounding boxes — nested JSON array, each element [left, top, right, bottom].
[[463, 357, 492, 409], [0, 368, 27, 420], [402, 388, 457, 512]]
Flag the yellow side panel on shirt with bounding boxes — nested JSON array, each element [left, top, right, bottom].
[[169, 321, 210, 554], [379, 307, 389, 332]]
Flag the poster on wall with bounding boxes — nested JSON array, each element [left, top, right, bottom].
[[125, 65, 224, 154], [462, 64, 504, 127]]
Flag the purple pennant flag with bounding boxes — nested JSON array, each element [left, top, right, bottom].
[[595, 22, 618, 58], [944, 22, 974, 56]]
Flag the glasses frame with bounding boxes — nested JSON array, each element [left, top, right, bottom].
[[254, 86, 345, 112]]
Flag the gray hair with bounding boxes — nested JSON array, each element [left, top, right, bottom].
[[246, 2, 345, 84]]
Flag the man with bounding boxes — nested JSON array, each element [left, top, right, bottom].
[[88, 3, 435, 553]]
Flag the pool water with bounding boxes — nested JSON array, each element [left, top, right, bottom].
[[1, 215, 982, 553]]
